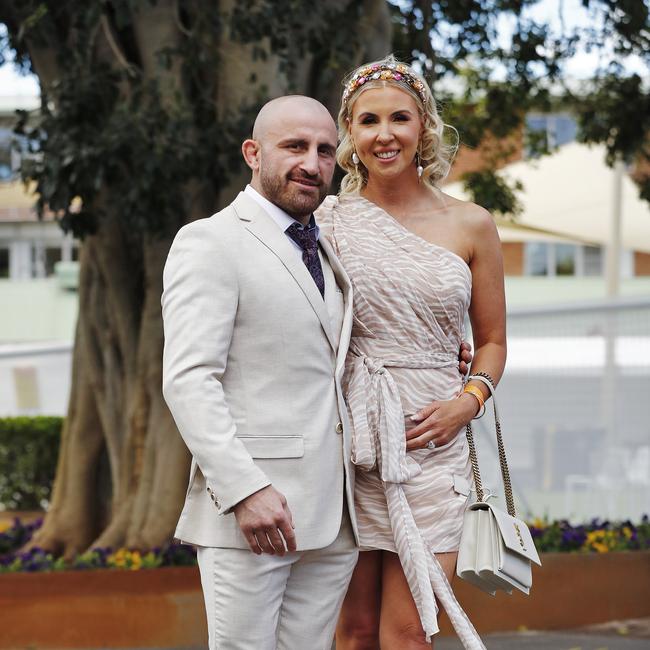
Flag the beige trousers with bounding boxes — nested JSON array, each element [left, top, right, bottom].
[[196, 509, 358, 650]]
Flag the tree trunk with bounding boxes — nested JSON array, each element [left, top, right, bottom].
[[20, 0, 392, 557]]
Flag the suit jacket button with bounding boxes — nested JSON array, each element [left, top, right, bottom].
[[335, 422, 343, 434]]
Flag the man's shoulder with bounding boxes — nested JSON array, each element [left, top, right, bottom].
[[174, 200, 244, 245]]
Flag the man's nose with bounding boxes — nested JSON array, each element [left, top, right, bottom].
[[300, 147, 320, 175]]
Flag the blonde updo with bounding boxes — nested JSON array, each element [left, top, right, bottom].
[[337, 54, 458, 195]]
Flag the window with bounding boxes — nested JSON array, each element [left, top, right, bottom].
[[526, 243, 548, 276], [583, 246, 603, 276], [44, 247, 62, 276], [525, 113, 578, 157], [0, 127, 12, 181], [524, 242, 605, 277], [0, 248, 9, 278], [555, 244, 576, 276]]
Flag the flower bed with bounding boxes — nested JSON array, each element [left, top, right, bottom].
[[529, 514, 650, 553], [0, 517, 197, 573], [2, 515, 648, 574]]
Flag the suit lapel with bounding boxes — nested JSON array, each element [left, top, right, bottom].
[[320, 236, 353, 373], [233, 193, 337, 352]]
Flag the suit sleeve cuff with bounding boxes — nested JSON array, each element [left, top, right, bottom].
[[215, 475, 272, 515]]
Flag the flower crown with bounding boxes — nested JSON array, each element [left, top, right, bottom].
[[342, 62, 428, 107]]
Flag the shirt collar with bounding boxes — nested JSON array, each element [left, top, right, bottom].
[[244, 185, 320, 239]]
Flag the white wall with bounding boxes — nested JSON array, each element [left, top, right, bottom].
[[0, 342, 72, 416]]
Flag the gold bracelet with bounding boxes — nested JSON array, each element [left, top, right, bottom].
[[462, 385, 485, 412]]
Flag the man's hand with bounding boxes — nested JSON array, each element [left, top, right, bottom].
[[233, 485, 296, 556], [459, 340, 473, 376]]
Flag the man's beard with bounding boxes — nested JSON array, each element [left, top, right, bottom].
[[260, 169, 328, 219]]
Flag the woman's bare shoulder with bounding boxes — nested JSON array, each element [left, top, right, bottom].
[[439, 191, 497, 236]]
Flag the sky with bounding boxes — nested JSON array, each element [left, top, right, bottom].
[[0, 0, 647, 100]]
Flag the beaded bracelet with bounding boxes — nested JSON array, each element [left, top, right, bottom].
[[471, 371, 495, 389]]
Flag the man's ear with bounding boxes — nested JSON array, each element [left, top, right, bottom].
[[242, 139, 260, 171]]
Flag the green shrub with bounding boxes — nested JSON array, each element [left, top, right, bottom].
[[0, 417, 62, 510]]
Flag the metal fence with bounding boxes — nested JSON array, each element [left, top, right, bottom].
[[471, 297, 650, 523]]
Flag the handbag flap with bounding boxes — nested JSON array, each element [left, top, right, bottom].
[[486, 503, 542, 565]]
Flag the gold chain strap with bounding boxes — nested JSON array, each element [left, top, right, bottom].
[[465, 376, 516, 517]]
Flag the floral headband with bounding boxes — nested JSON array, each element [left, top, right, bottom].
[[342, 62, 428, 107]]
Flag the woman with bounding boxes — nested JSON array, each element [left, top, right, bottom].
[[316, 56, 506, 649]]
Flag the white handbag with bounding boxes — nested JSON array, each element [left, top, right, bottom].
[[456, 375, 542, 596]]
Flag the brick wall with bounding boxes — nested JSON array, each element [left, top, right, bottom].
[[634, 251, 650, 276], [445, 130, 525, 185], [502, 241, 524, 276]]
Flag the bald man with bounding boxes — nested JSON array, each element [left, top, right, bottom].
[[162, 96, 358, 649]]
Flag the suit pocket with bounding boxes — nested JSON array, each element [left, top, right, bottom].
[[237, 435, 304, 459]]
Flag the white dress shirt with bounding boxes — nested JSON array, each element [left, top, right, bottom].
[[244, 184, 320, 261]]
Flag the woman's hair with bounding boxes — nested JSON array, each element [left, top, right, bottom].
[[337, 54, 458, 196]]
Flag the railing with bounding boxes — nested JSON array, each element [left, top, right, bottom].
[[471, 296, 650, 522]]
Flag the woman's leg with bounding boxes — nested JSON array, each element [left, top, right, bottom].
[[335, 550, 383, 650], [378, 551, 458, 649]]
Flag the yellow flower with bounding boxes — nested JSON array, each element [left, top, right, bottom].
[[622, 526, 633, 540], [0, 520, 12, 534], [130, 553, 142, 570], [584, 529, 616, 553]]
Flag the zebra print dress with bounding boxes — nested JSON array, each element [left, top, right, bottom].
[[316, 194, 484, 648]]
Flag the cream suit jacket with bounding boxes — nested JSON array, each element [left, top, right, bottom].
[[162, 192, 357, 550]]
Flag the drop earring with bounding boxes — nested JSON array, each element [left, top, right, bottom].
[[416, 153, 424, 181], [352, 151, 360, 170]]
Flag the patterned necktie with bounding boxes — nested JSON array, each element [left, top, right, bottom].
[[285, 222, 325, 298]]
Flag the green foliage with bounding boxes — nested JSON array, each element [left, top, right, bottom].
[[3, 2, 259, 238], [0, 417, 62, 510], [230, 0, 363, 91], [462, 169, 524, 216], [572, 74, 650, 164]]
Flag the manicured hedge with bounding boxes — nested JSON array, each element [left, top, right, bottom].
[[0, 417, 62, 510]]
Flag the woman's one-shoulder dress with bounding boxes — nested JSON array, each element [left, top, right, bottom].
[[316, 194, 485, 649]]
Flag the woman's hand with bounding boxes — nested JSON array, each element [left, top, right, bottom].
[[405, 394, 479, 451]]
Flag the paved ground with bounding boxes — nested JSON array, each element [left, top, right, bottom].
[[437, 631, 649, 649], [106, 620, 650, 650], [437, 619, 650, 649], [97, 619, 650, 650]]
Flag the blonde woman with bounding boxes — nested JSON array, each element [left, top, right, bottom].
[[315, 56, 506, 649]]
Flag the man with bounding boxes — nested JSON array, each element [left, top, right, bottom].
[[162, 96, 358, 650]]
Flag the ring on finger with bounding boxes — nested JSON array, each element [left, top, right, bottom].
[[426, 440, 436, 450]]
